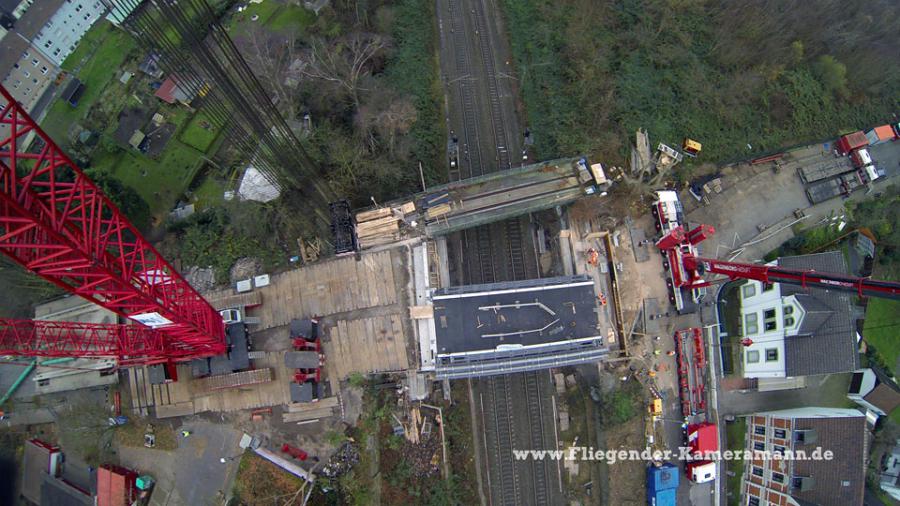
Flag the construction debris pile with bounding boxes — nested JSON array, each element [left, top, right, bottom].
[[320, 441, 360, 479]]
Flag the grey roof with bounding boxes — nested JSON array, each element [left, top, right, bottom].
[[22, 440, 50, 504], [0, 0, 19, 15], [433, 275, 601, 355], [41, 474, 93, 506], [0, 32, 28, 79], [778, 252, 859, 376], [791, 415, 867, 506], [11, 0, 64, 39]]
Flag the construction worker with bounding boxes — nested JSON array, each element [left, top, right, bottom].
[[181, 430, 191, 438]]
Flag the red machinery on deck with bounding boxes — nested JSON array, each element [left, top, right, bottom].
[[674, 327, 706, 417], [656, 224, 900, 300], [0, 85, 225, 365]]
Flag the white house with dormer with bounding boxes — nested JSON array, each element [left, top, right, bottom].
[[734, 252, 858, 379]]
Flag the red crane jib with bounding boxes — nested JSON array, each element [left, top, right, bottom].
[[657, 225, 900, 300], [0, 86, 225, 362], [0, 318, 172, 365]]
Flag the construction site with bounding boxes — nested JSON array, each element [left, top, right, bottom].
[[2, 1, 900, 506]]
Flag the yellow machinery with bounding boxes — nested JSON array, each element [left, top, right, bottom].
[[682, 138, 702, 157]]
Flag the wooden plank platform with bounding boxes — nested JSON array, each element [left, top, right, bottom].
[[323, 313, 410, 381]]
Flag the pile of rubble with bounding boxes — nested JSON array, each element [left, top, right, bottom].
[[320, 441, 360, 478]]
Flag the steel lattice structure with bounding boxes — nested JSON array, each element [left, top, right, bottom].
[[0, 86, 225, 363], [0, 318, 169, 366]]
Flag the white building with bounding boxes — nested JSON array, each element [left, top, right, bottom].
[[735, 251, 858, 379], [32, 0, 106, 66], [881, 440, 900, 502]]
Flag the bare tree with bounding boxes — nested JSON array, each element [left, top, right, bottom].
[[239, 25, 302, 119], [297, 33, 388, 108]]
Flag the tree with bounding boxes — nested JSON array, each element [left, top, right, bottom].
[[813, 55, 848, 97], [297, 33, 388, 108]]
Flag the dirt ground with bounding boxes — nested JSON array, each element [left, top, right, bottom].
[[605, 422, 647, 506]]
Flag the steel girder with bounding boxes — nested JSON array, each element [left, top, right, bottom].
[[0, 85, 224, 362]]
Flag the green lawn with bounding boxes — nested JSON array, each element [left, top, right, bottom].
[[864, 298, 900, 372], [179, 111, 222, 152], [192, 176, 225, 209], [109, 140, 204, 217], [225, 2, 314, 35], [41, 21, 136, 142], [725, 417, 747, 506]]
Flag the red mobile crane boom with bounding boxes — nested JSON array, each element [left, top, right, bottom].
[[657, 224, 900, 300], [0, 85, 225, 364]]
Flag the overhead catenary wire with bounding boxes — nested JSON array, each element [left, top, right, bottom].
[[104, 0, 335, 234]]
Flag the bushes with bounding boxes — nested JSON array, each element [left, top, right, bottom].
[[499, 0, 900, 167]]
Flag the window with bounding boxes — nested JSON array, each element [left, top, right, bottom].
[[752, 466, 764, 477], [745, 313, 759, 334], [763, 283, 775, 292], [41, 67, 48, 75], [773, 445, 786, 455], [22, 70, 29, 78], [792, 477, 804, 489], [13, 63, 19, 69], [754, 425, 766, 436], [783, 306, 793, 315], [748, 497, 760, 506], [31, 59, 39, 66], [753, 441, 765, 451], [747, 350, 760, 363], [764, 308, 778, 331], [742, 284, 756, 298], [784, 317, 794, 327], [32, 78, 37, 84], [772, 472, 785, 483], [774, 429, 786, 439], [766, 348, 779, 361]]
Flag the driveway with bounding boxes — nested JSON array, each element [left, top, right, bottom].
[[117, 419, 243, 506]]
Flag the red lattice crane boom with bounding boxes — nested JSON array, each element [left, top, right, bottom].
[[0, 85, 225, 363], [658, 224, 900, 300]]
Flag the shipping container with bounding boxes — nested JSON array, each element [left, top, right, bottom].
[[647, 464, 679, 506], [835, 131, 868, 155]]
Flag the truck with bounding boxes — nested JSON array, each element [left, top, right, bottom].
[[647, 463, 679, 506], [850, 147, 872, 169], [835, 131, 868, 155], [685, 422, 718, 483], [865, 125, 896, 146]]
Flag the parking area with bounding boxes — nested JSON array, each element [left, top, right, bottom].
[[685, 140, 900, 262]]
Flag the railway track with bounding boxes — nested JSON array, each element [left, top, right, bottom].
[[447, 0, 483, 179], [488, 374, 520, 505], [523, 371, 549, 505], [470, 0, 511, 171], [505, 218, 527, 281]]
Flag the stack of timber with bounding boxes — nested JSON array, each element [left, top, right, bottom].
[[196, 368, 273, 391], [282, 396, 339, 422], [355, 202, 414, 249]]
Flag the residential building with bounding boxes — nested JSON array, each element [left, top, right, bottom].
[[741, 407, 868, 506], [848, 367, 900, 417], [733, 251, 858, 379], [31, 0, 106, 66], [880, 439, 900, 502], [2, 41, 58, 112]]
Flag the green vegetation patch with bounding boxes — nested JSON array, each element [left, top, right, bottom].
[[42, 21, 136, 142], [725, 418, 747, 506], [233, 452, 306, 503], [385, 0, 444, 184], [179, 111, 222, 152], [500, 0, 900, 167], [864, 298, 900, 374]]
